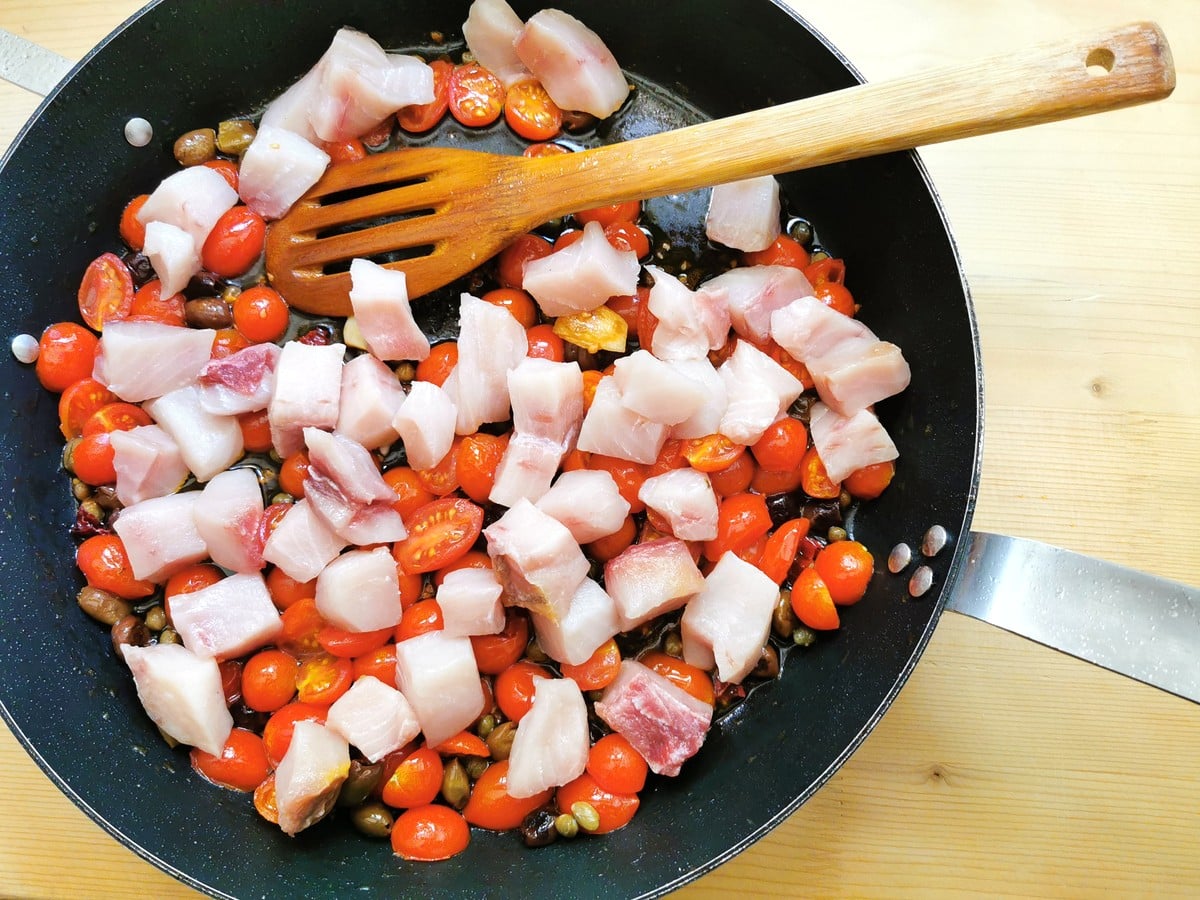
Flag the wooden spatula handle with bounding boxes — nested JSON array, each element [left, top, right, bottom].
[[537, 21, 1173, 214]]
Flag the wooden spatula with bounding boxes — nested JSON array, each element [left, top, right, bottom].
[[265, 21, 1173, 317]]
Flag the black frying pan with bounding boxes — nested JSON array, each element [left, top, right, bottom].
[[0, 1, 979, 896]]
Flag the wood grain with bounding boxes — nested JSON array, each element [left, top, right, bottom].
[[1, 0, 1197, 897]]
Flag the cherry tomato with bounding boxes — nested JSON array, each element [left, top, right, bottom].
[[320, 138, 367, 164], [128, 279, 186, 326], [278, 597, 327, 659], [242, 648, 299, 713], [758, 338, 814, 389], [523, 141, 570, 158], [578, 369, 602, 411], [495, 233, 552, 289], [636, 288, 660, 351], [456, 432, 508, 503], [791, 567, 840, 630], [218, 659, 244, 707], [814, 280, 856, 316], [814, 540, 874, 606], [605, 290, 642, 334], [119, 195, 149, 250], [237, 409, 274, 453], [448, 63, 504, 127], [639, 650, 715, 706], [58, 378, 119, 439], [750, 416, 809, 471], [353, 643, 398, 684], [556, 772, 640, 834], [750, 464, 805, 495], [360, 114, 395, 147], [800, 446, 841, 499], [503, 80, 563, 140], [391, 804, 470, 861], [743, 234, 810, 269], [588, 455, 649, 514], [586, 733, 649, 795], [703, 491, 772, 562], [278, 449, 311, 499], [495, 660, 552, 723], [202, 206, 266, 278], [462, 760, 553, 830], [202, 158, 240, 191], [757, 518, 811, 585], [36, 322, 98, 393], [78, 252, 133, 331], [253, 774, 279, 824], [381, 746, 443, 809], [383, 466, 436, 520], [415, 341, 458, 387], [265, 566, 316, 611], [470, 611, 529, 675], [586, 515, 637, 562], [211, 327, 252, 359], [432, 550, 492, 587], [317, 624, 393, 659], [232, 285, 289, 343], [844, 460, 895, 500], [393, 498, 484, 574], [190, 728, 271, 792], [561, 638, 621, 691], [75, 534, 154, 599], [525, 323, 564, 361], [708, 451, 756, 496], [804, 257, 846, 285], [262, 701, 327, 766], [413, 438, 461, 497], [164, 563, 224, 602], [575, 200, 641, 229], [396, 599, 444, 642], [603, 220, 650, 258], [71, 432, 116, 485], [83, 402, 152, 436], [480, 287, 538, 329], [397, 59, 452, 133], [682, 434, 745, 473], [296, 652, 354, 706]]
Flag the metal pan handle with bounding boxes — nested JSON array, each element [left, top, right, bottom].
[[0, 29, 72, 96]]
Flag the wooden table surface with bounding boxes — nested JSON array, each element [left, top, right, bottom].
[[1, 0, 1197, 896]]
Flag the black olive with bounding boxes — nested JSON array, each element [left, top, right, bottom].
[[519, 808, 559, 848], [764, 491, 804, 528], [230, 701, 269, 733], [122, 251, 155, 286], [802, 500, 843, 534], [185, 270, 223, 299]]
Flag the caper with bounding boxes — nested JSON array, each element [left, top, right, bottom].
[[77, 586, 132, 627], [839, 489, 853, 510], [158, 626, 182, 645], [351, 801, 394, 839], [70, 477, 90, 502], [519, 808, 558, 847], [93, 484, 122, 511], [79, 497, 105, 524], [788, 218, 814, 246], [270, 492, 293, 506], [185, 297, 233, 329], [62, 437, 80, 473], [476, 713, 497, 740], [173, 128, 217, 167], [570, 801, 601, 833], [394, 361, 416, 382], [792, 626, 817, 648], [562, 109, 598, 133], [486, 720, 517, 760], [662, 630, 683, 658], [828, 526, 848, 543], [773, 589, 797, 640], [752, 644, 780, 679], [524, 637, 549, 664], [441, 758, 470, 810], [143, 604, 167, 632], [217, 119, 257, 156], [338, 759, 384, 807], [111, 614, 150, 659], [464, 756, 489, 781], [554, 813, 579, 839]]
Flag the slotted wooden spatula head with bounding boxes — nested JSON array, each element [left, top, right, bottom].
[[265, 21, 1173, 317]]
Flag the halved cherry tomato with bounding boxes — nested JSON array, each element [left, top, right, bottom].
[[242, 648, 299, 713], [757, 518, 811, 585], [556, 772, 640, 834], [381, 746, 443, 808], [575, 200, 641, 229], [588, 455, 648, 514], [448, 63, 504, 127], [202, 158, 239, 191], [470, 611, 529, 675], [708, 451, 756, 496], [58, 378, 119, 439], [119, 195, 149, 250], [232, 285, 289, 343], [750, 416, 808, 471], [648, 438, 687, 478], [383, 466, 436, 520], [561, 638, 621, 691], [456, 432, 508, 503], [262, 701, 327, 766], [804, 257, 846, 285], [523, 141, 570, 158], [415, 341, 458, 386], [391, 804, 470, 861], [398, 59, 452, 133], [496, 233, 553, 290], [320, 138, 367, 164], [128, 279, 186, 326], [462, 760, 552, 830], [586, 733, 649, 795], [495, 660, 552, 723], [210, 327, 252, 359], [278, 449, 310, 498], [800, 446, 841, 499], [191, 728, 271, 792], [202, 206, 266, 278], [78, 252, 133, 331], [296, 653, 354, 706], [682, 434, 745, 473], [394, 498, 484, 574], [75, 534, 154, 599], [814, 280, 855, 316], [238, 409, 273, 453], [71, 432, 116, 485], [639, 650, 715, 706], [429, 730, 490, 758], [414, 438, 461, 496], [253, 774, 278, 824], [360, 114, 395, 147], [36, 322, 98, 393], [526, 323, 564, 361], [317, 624, 394, 659], [396, 599, 444, 642], [604, 220, 650, 258], [743, 234, 810, 269], [278, 596, 327, 659], [703, 491, 772, 561], [480, 287, 538, 329], [353, 643, 397, 684], [586, 514, 637, 562], [814, 540, 874, 606], [504, 80, 563, 141], [82, 401, 152, 436], [844, 460, 895, 500], [791, 567, 840, 630], [258, 501, 291, 543], [265, 566, 315, 611]]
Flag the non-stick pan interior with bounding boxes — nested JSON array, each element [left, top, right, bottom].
[[0, 1, 981, 896]]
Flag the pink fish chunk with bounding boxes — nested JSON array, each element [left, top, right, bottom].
[[122, 643, 233, 758], [239, 125, 331, 220], [484, 498, 590, 622], [274, 721, 350, 836], [268, 341, 345, 458], [303, 428, 407, 545], [111, 425, 188, 507], [506, 677, 590, 798], [594, 660, 712, 777], [452, 294, 528, 434], [463, 0, 532, 88], [604, 538, 705, 631], [335, 354, 405, 451], [681, 552, 778, 684], [666, 358, 727, 440], [192, 468, 265, 574], [535, 469, 630, 545], [137, 165, 239, 250], [576, 376, 668, 465], [514, 9, 630, 118], [394, 631, 484, 747], [393, 381, 457, 472], [508, 357, 584, 447], [645, 265, 731, 361], [704, 176, 781, 253], [144, 384, 244, 483], [489, 433, 563, 507], [348, 259, 431, 362], [808, 402, 899, 484], [326, 676, 421, 763], [717, 339, 804, 445], [637, 468, 719, 542], [612, 350, 708, 426], [522, 221, 639, 318], [261, 498, 346, 584], [198, 342, 280, 416], [531, 577, 620, 667], [704, 264, 813, 344], [112, 492, 208, 584], [142, 221, 199, 299], [436, 568, 505, 638], [315, 547, 402, 633], [93, 320, 215, 403], [170, 573, 283, 661]]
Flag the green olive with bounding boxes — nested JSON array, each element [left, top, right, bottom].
[[338, 760, 385, 807], [464, 756, 490, 781], [351, 801, 394, 839], [173, 128, 217, 167], [143, 604, 167, 632], [772, 589, 797, 640], [486, 721, 517, 761], [216, 119, 257, 156], [828, 526, 848, 543], [570, 801, 601, 833], [476, 713, 497, 740], [554, 813, 580, 839], [76, 586, 132, 627]]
